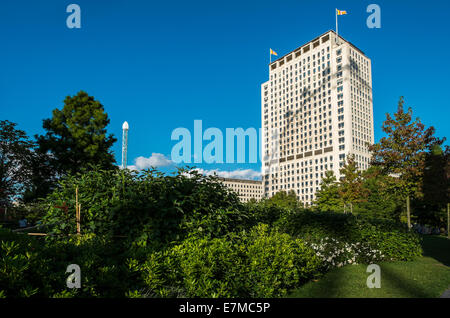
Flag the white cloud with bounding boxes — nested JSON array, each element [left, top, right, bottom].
[[123, 154, 261, 181], [192, 168, 262, 180], [128, 153, 174, 170]]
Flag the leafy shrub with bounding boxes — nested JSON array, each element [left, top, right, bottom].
[[277, 211, 422, 261], [242, 199, 296, 229], [0, 239, 39, 297], [134, 224, 321, 298], [1, 167, 424, 298], [241, 224, 321, 297], [42, 167, 243, 247], [0, 228, 129, 298]]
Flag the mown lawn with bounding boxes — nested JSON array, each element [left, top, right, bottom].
[[289, 235, 450, 298]]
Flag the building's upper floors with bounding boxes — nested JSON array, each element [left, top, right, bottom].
[[260, 30, 375, 203]]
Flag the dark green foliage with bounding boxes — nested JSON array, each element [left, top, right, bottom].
[[0, 228, 128, 298], [22, 149, 58, 203], [132, 224, 320, 298], [338, 154, 368, 213], [0, 167, 424, 298], [314, 170, 342, 212], [278, 210, 422, 261], [241, 224, 320, 297], [242, 199, 294, 229], [414, 145, 449, 228], [264, 190, 301, 210], [0, 224, 321, 298], [42, 167, 243, 246], [369, 97, 445, 226], [369, 97, 440, 195], [354, 167, 403, 221], [0, 120, 35, 205], [36, 91, 117, 177]]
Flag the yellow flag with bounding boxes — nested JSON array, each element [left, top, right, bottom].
[[270, 48, 278, 56], [337, 9, 347, 15]]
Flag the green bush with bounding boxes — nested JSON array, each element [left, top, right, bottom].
[[134, 224, 321, 298], [0, 233, 40, 297], [42, 167, 243, 247], [241, 224, 321, 297], [278, 211, 422, 261], [0, 228, 129, 298], [0, 167, 425, 298]]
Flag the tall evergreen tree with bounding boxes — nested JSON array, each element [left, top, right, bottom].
[[36, 91, 117, 177]]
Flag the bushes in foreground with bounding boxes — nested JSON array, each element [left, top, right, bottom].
[[0, 225, 320, 298], [129, 224, 320, 298], [41, 167, 245, 248], [0, 168, 424, 298], [0, 210, 423, 298], [0, 228, 128, 298]]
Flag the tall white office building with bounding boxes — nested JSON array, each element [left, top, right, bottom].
[[261, 30, 374, 205]]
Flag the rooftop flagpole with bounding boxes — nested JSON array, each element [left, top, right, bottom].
[[336, 8, 339, 45]]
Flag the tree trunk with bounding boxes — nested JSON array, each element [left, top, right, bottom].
[[350, 202, 353, 214], [406, 196, 411, 231]]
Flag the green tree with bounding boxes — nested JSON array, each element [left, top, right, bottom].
[[369, 97, 442, 229], [356, 166, 402, 220], [22, 149, 57, 203], [36, 91, 117, 177], [338, 154, 367, 214], [414, 145, 449, 227], [314, 170, 341, 212], [266, 190, 301, 210], [0, 120, 34, 205]]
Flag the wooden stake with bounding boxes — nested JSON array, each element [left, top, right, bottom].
[[77, 204, 81, 235], [75, 187, 81, 235], [406, 195, 411, 231]]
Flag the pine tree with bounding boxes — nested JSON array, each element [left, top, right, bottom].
[[36, 91, 117, 177]]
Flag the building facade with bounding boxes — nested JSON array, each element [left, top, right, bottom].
[[219, 178, 263, 202], [261, 30, 374, 206]]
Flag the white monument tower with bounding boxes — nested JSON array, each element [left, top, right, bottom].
[[121, 121, 129, 169]]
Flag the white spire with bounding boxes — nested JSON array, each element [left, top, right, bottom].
[[121, 121, 129, 169]]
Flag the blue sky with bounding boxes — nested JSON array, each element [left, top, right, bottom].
[[1, 0, 449, 178]]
